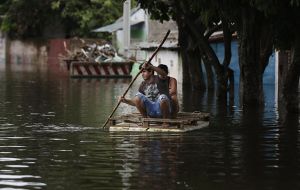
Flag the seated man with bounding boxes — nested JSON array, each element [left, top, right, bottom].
[[157, 64, 179, 118], [119, 63, 171, 119]]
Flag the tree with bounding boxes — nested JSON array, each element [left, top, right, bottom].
[[0, 0, 125, 38], [139, 0, 235, 102], [52, 0, 124, 37], [214, 0, 274, 106], [0, 0, 56, 38], [244, 0, 300, 112], [270, 1, 300, 113], [139, 0, 276, 106]]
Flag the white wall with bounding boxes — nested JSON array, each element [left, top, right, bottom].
[[275, 51, 279, 106], [0, 32, 6, 70], [139, 49, 182, 89], [116, 8, 147, 56]]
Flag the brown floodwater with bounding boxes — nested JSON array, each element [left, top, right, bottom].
[[0, 67, 299, 190]]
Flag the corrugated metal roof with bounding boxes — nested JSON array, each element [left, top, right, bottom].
[[92, 20, 144, 33], [136, 41, 179, 50]]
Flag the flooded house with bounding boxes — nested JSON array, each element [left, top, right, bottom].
[[0, 2, 294, 102], [92, 4, 280, 98], [93, 5, 181, 85]]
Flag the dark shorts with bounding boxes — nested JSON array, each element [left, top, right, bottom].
[[135, 92, 171, 117]]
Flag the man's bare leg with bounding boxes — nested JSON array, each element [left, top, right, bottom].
[[160, 99, 170, 127], [171, 98, 179, 118], [160, 99, 170, 118]]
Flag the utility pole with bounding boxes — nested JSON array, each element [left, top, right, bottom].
[[123, 0, 131, 58]]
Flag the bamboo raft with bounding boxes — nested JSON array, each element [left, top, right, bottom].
[[108, 112, 210, 132]]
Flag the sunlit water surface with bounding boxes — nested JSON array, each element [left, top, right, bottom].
[[0, 70, 299, 190]]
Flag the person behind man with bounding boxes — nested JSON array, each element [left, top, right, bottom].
[[119, 62, 172, 120], [157, 64, 179, 118]]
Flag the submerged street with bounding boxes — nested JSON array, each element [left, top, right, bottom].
[[1, 0, 300, 189], [0, 70, 299, 190]]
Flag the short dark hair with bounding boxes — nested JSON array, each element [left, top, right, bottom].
[[158, 64, 169, 74], [139, 63, 153, 72]]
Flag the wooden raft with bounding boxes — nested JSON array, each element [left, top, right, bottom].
[[108, 112, 210, 132]]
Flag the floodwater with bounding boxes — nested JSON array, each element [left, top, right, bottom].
[[0, 69, 299, 190]]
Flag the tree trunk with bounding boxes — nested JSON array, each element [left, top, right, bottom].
[[187, 47, 206, 90], [177, 12, 206, 89], [184, 18, 227, 100], [283, 35, 300, 113], [186, 38, 206, 90], [200, 48, 215, 89], [259, 24, 273, 74], [203, 60, 215, 89], [178, 23, 191, 85], [238, 7, 264, 106], [176, 0, 227, 100], [222, 16, 232, 68]]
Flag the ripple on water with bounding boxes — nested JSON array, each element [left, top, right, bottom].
[[0, 123, 15, 128], [0, 175, 41, 179], [0, 180, 46, 188], [5, 165, 29, 168], [0, 158, 22, 162], [28, 124, 90, 133]]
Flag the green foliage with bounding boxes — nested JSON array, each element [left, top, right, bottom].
[[53, 0, 124, 37], [138, 0, 172, 22], [248, 0, 300, 50], [0, 0, 130, 39], [0, 0, 55, 38], [139, 0, 300, 51], [290, 0, 300, 6], [139, 0, 225, 31]]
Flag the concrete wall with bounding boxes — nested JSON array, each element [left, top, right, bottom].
[[147, 20, 178, 42], [144, 49, 182, 84], [116, 8, 147, 55], [3, 39, 69, 73], [0, 32, 6, 70], [7, 40, 48, 72], [211, 40, 276, 85]]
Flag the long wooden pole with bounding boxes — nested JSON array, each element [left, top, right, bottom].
[[102, 30, 170, 129]]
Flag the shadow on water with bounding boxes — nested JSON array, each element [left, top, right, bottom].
[[277, 104, 300, 190], [179, 84, 300, 190]]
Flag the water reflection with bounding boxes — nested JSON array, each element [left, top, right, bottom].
[[0, 69, 299, 190], [109, 133, 184, 190], [277, 110, 300, 190]]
